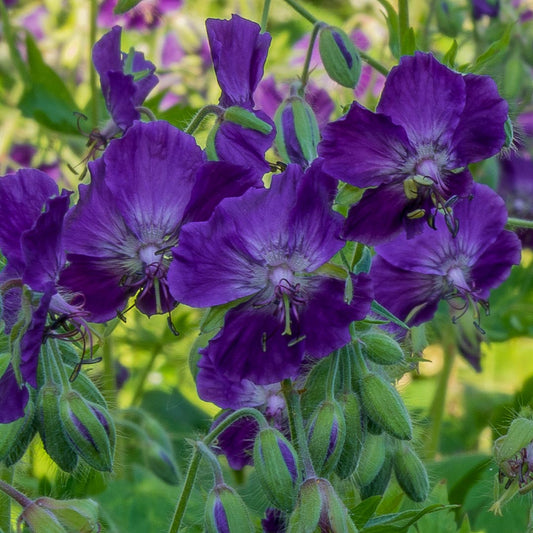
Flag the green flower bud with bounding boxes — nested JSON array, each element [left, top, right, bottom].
[[360, 450, 393, 499], [274, 95, 320, 167], [287, 477, 358, 533], [254, 427, 301, 511], [359, 372, 412, 440], [34, 497, 100, 533], [37, 383, 79, 472], [494, 417, 533, 461], [1, 398, 37, 466], [18, 502, 66, 533], [223, 106, 273, 134], [144, 440, 180, 485], [307, 400, 346, 476], [205, 484, 254, 533], [355, 432, 386, 487], [335, 392, 364, 479], [318, 26, 361, 88], [59, 390, 115, 471], [359, 333, 405, 366], [393, 442, 429, 502]]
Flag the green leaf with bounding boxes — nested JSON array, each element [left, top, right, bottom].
[[377, 0, 400, 59], [114, 0, 143, 14], [371, 301, 410, 330], [443, 40, 458, 67], [466, 24, 513, 73], [351, 495, 382, 528], [19, 33, 80, 134], [361, 504, 453, 532]]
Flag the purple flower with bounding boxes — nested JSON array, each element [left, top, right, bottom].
[[98, 0, 182, 30], [92, 26, 158, 134], [59, 121, 260, 322], [370, 184, 521, 331], [472, 0, 500, 19], [319, 52, 508, 245], [0, 169, 84, 422], [206, 14, 275, 176], [168, 161, 373, 385], [498, 152, 533, 248]]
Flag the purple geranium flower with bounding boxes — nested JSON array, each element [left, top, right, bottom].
[[98, 0, 182, 30], [59, 120, 260, 323], [168, 161, 373, 385], [0, 169, 87, 423], [319, 52, 508, 245], [206, 14, 276, 175], [472, 0, 500, 19], [92, 26, 158, 134], [370, 184, 521, 331]]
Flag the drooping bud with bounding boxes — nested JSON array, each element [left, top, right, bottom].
[[335, 392, 364, 479], [355, 432, 386, 487], [223, 106, 273, 135], [0, 397, 37, 467], [318, 26, 361, 88], [393, 442, 429, 502], [274, 95, 320, 168], [253, 427, 301, 511], [204, 484, 254, 533], [359, 372, 412, 440], [359, 333, 405, 366], [494, 417, 533, 461], [144, 440, 180, 485], [360, 450, 393, 499], [59, 390, 115, 471], [307, 400, 346, 476], [17, 502, 66, 533], [33, 497, 100, 533], [287, 477, 358, 533]]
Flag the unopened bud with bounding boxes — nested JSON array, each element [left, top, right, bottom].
[[18, 502, 66, 533], [254, 427, 301, 511], [359, 333, 404, 366], [335, 393, 364, 479], [1, 398, 37, 467], [318, 26, 361, 88], [287, 477, 358, 533], [360, 451, 393, 499], [59, 390, 115, 471], [495, 417, 533, 461], [223, 106, 273, 134], [308, 400, 346, 476], [34, 497, 100, 533], [145, 440, 180, 485], [205, 484, 254, 533], [355, 432, 386, 487], [359, 372, 412, 440], [393, 442, 429, 502], [274, 95, 319, 167]]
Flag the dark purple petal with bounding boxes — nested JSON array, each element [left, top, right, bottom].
[[134, 281, 176, 317], [0, 364, 29, 423], [9, 144, 37, 166], [278, 438, 298, 482], [449, 73, 508, 167], [92, 26, 123, 77], [319, 102, 413, 188], [206, 14, 271, 109], [305, 82, 335, 129], [262, 508, 286, 533], [105, 71, 140, 130], [213, 498, 230, 533], [377, 52, 466, 149], [254, 76, 283, 119], [0, 169, 58, 272]]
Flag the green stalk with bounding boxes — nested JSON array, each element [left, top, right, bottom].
[[0, 479, 31, 509], [507, 217, 533, 230], [359, 50, 389, 76], [101, 337, 117, 407], [300, 23, 323, 88], [0, 467, 14, 533], [282, 0, 317, 24], [326, 350, 340, 400], [196, 441, 225, 486], [130, 345, 161, 406], [260, 0, 271, 32], [0, 1, 29, 84], [89, 0, 99, 128], [184, 105, 224, 135]]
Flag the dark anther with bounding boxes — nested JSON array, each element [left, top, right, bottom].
[[167, 313, 180, 336]]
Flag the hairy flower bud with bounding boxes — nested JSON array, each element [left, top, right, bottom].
[[59, 390, 115, 471], [287, 477, 358, 532], [359, 333, 405, 366], [359, 372, 412, 440], [355, 432, 386, 487], [223, 106, 273, 134], [144, 440, 180, 485], [0, 398, 37, 467], [335, 392, 364, 479], [34, 497, 100, 533], [318, 26, 361, 88], [274, 95, 320, 168], [205, 484, 254, 533], [18, 502, 66, 533], [495, 417, 533, 461], [393, 442, 429, 502], [253, 427, 301, 511], [360, 450, 393, 499], [307, 400, 346, 476]]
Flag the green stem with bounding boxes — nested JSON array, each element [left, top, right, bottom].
[[185, 104, 224, 135], [0, 467, 13, 533], [89, 0, 99, 128], [0, 480, 31, 509], [102, 337, 117, 407], [0, 1, 29, 84], [359, 51, 389, 77], [281, 379, 315, 478], [326, 351, 340, 400], [506, 217, 533, 230], [301, 23, 323, 88], [130, 345, 161, 406], [421, 0, 438, 50], [260, 0, 271, 32], [195, 441, 224, 486], [49, 340, 72, 391], [424, 338, 456, 459], [398, 0, 410, 55], [282, 0, 317, 24], [166, 408, 268, 533]]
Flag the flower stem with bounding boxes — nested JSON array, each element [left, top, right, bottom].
[[424, 338, 456, 459], [89, 0, 99, 129], [0, 479, 32, 509], [131, 345, 161, 406], [359, 51, 389, 77], [301, 22, 324, 89], [282, 0, 317, 24], [326, 351, 340, 400], [281, 379, 315, 478], [0, 1, 29, 84], [261, 0, 271, 32], [166, 408, 268, 533], [0, 467, 13, 533], [102, 337, 117, 407], [184, 105, 224, 135], [195, 441, 225, 486], [507, 217, 533, 230]]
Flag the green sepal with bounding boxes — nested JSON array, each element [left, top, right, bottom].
[[359, 333, 405, 366], [223, 106, 273, 134], [205, 484, 254, 533], [393, 442, 429, 502]]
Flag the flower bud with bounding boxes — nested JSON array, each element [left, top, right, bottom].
[[144, 440, 180, 485], [223, 106, 273, 134], [359, 372, 412, 440], [37, 383, 79, 472], [307, 400, 346, 476], [253, 427, 301, 511], [59, 390, 115, 471], [393, 442, 429, 502], [360, 451, 393, 499], [274, 95, 320, 167], [34, 497, 100, 532], [335, 392, 364, 479], [1, 398, 37, 467], [287, 478, 358, 533], [18, 502, 66, 533], [205, 484, 254, 533], [355, 432, 386, 487], [318, 26, 361, 88], [494, 417, 533, 461], [359, 333, 405, 366]]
